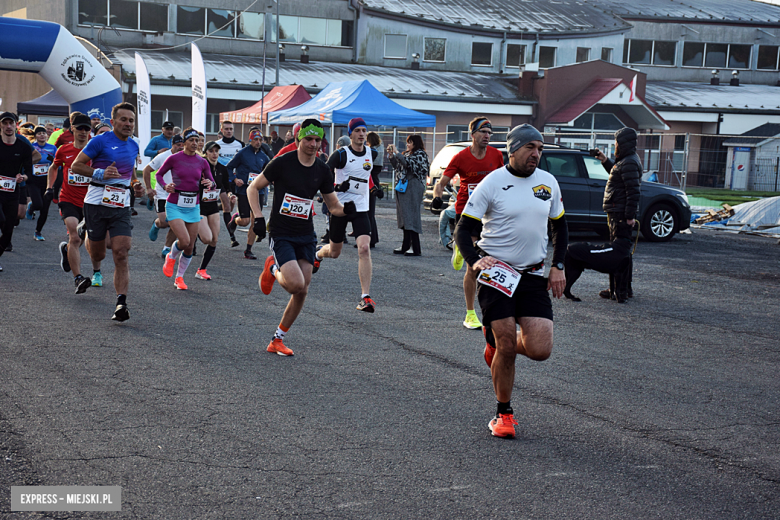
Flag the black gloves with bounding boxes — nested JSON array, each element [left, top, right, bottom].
[[252, 217, 266, 240], [370, 186, 384, 199], [335, 179, 351, 192], [431, 197, 443, 210], [43, 188, 54, 203], [343, 201, 356, 215]]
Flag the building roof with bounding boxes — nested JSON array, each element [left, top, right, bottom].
[[546, 78, 623, 124], [645, 81, 780, 113], [722, 123, 780, 147], [583, 0, 780, 26], [112, 49, 524, 105], [358, 0, 631, 35]]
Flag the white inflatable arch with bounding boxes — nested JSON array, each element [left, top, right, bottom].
[[0, 17, 122, 121]]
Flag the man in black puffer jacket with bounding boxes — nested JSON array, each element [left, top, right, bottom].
[[593, 127, 642, 302]]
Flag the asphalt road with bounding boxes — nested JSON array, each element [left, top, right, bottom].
[[1, 200, 779, 519]]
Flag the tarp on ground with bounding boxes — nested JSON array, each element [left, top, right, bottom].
[[693, 196, 780, 237], [268, 80, 436, 127], [219, 85, 311, 125], [17, 89, 69, 117]]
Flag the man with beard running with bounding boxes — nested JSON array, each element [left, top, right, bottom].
[[454, 124, 568, 439]]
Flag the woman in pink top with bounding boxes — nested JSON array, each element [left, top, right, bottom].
[[156, 128, 215, 290]]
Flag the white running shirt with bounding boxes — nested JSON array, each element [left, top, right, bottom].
[[149, 149, 174, 201], [334, 145, 373, 213]]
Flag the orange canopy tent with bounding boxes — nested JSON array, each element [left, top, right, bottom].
[[219, 85, 311, 127]]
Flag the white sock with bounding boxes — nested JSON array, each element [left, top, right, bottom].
[[170, 240, 183, 260], [176, 254, 192, 278], [361, 293, 370, 299], [274, 326, 287, 340]]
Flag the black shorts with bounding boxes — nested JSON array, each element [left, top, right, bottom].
[[59, 201, 83, 222], [200, 201, 219, 216], [455, 213, 482, 238], [478, 273, 553, 324], [83, 203, 133, 241], [156, 199, 167, 214], [329, 211, 371, 242], [270, 233, 317, 267]]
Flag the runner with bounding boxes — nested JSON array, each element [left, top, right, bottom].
[[431, 116, 505, 330], [195, 141, 230, 280], [26, 126, 58, 240], [316, 117, 382, 312], [215, 120, 244, 166], [225, 129, 269, 260], [454, 124, 568, 438], [248, 118, 356, 356], [143, 134, 184, 258], [70, 102, 145, 321], [0, 112, 33, 271], [48, 113, 100, 292], [156, 128, 215, 290]]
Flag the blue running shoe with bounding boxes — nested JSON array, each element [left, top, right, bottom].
[[34, 231, 45, 241], [161, 246, 171, 259], [91, 271, 103, 287], [146, 198, 154, 211], [149, 221, 160, 241], [25, 202, 34, 220]]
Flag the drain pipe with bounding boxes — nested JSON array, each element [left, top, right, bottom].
[[532, 32, 539, 62], [499, 31, 507, 74], [347, 0, 359, 63]]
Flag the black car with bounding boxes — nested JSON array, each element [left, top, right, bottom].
[[424, 142, 692, 242]]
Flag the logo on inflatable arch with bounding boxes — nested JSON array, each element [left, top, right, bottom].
[[61, 54, 96, 87]]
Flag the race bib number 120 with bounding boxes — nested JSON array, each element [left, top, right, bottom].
[[477, 260, 521, 297], [279, 194, 313, 220]]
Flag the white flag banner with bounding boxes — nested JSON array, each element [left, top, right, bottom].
[[191, 43, 207, 134], [135, 52, 152, 169]]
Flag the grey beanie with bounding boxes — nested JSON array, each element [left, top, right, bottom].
[[336, 135, 351, 148], [507, 124, 544, 154]]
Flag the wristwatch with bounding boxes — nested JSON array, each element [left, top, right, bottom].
[[553, 262, 564, 270]]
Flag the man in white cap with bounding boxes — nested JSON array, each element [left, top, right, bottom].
[[454, 124, 568, 439]]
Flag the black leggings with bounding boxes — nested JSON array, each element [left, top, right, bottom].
[[0, 197, 18, 256], [27, 182, 52, 233]]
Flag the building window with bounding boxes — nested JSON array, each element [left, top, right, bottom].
[[424, 38, 446, 62], [237, 12, 264, 40], [576, 47, 590, 63], [705, 43, 727, 68], [682, 42, 705, 67], [728, 44, 752, 69], [205, 114, 220, 134], [299, 17, 327, 45], [140, 2, 167, 32], [277, 15, 298, 42], [177, 6, 205, 35], [151, 110, 183, 130], [471, 42, 492, 66], [79, 0, 108, 26], [207, 9, 235, 38], [684, 42, 752, 69], [110, 0, 138, 29], [506, 44, 525, 67], [601, 47, 613, 62], [539, 47, 556, 68], [624, 39, 676, 66], [384, 34, 407, 59], [326, 19, 342, 46], [757, 45, 780, 70]]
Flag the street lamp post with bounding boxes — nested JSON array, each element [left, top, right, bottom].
[[275, 0, 280, 86]]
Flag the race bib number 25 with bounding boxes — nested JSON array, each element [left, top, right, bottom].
[[477, 260, 521, 297]]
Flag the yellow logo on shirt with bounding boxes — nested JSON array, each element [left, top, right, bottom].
[[532, 184, 552, 201]]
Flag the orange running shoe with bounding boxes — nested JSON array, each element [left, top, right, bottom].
[[259, 255, 276, 295], [267, 338, 294, 356], [163, 253, 176, 278], [174, 277, 188, 290], [483, 326, 496, 368], [195, 269, 211, 280], [488, 413, 518, 438]]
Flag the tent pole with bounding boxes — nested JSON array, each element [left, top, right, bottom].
[[391, 127, 398, 200], [331, 123, 334, 154], [432, 127, 436, 158]]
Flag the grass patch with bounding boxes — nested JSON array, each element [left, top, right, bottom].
[[685, 188, 778, 206]]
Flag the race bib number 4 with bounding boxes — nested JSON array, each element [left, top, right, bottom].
[[67, 172, 90, 186], [279, 194, 313, 220], [202, 188, 220, 202], [477, 260, 521, 297], [33, 164, 48, 176], [347, 176, 367, 195], [0, 175, 17, 193], [178, 191, 198, 208], [100, 185, 128, 208]]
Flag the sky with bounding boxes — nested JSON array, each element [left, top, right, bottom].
[[753, 0, 780, 4]]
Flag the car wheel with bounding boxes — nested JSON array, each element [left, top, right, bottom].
[[641, 203, 677, 242]]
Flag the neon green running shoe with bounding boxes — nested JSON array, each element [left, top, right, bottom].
[[91, 271, 103, 287], [451, 244, 464, 271], [463, 311, 482, 330]]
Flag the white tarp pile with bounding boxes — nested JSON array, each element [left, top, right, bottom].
[[693, 196, 780, 237]]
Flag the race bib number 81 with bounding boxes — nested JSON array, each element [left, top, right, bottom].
[[0, 175, 17, 193], [279, 194, 313, 220]]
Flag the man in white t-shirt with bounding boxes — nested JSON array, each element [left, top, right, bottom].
[[455, 124, 568, 439], [215, 121, 244, 166], [143, 134, 183, 257]]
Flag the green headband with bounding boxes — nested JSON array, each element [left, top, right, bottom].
[[298, 123, 324, 140]]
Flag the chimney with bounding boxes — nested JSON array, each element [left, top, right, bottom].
[[411, 53, 420, 70], [519, 69, 535, 98], [730, 70, 739, 86], [278, 44, 285, 62], [300, 45, 309, 64], [710, 69, 719, 85]]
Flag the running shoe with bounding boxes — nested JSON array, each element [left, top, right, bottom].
[[267, 338, 294, 356], [259, 255, 276, 295], [244, 250, 257, 260], [148, 221, 160, 241], [0, 263, 3, 272], [77, 220, 86, 241], [74, 275, 91, 294], [195, 269, 211, 280], [25, 202, 34, 220], [463, 310, 482, 330], [488, 413, 518, 438], [312, 246, 323, 274], [451, 244, 464, 271], [230, 237, 240, 248], [4, 243, 11, 252], [163, 253, 176, 278], [356, 295, 375, 313], [174, 276, 188, 290], [34, 232, 45, 241], [111, 304, 130, 322], [130, 208, 138, 216], [161, 246, 171, 259], [91, 271, 103, 287], [59, 241, 71, 272], [483, 326, 496, 369], [146, 198, 154, 211]]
